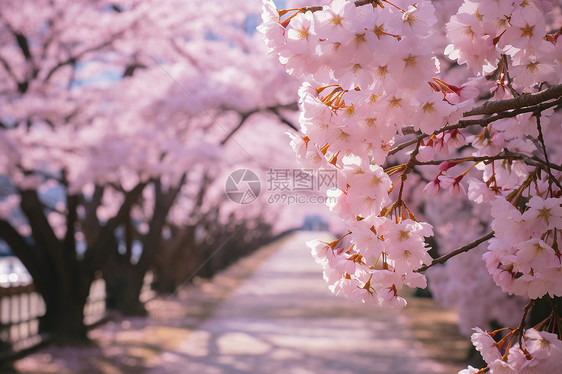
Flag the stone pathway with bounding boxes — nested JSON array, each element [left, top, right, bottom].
[[12, 231, 468, 374], [150, 232, 462, 374]]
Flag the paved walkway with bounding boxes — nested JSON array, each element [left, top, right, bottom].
[[150, 232, 457, 374], [13, 231, 467, 374]]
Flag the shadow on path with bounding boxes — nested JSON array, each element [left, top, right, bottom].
[[150, 232, 461, 374], [12, 232, 468, 374]]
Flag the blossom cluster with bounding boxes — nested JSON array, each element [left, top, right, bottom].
[[309, 192, 432, 308], [446, 0, 560, 90], [260, 0, 479, 308], [461, 327, 562, 373], [260, 1, 562, 371], [484, 196, 562, 299], [424, 193, 528, 335]]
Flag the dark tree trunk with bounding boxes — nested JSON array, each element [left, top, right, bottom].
[[104, 238, 148, 317], [105, 177, 184, 315], [0, 215, 92, 343], [152, 225, 201, 293], [152, 213, 275, 295], [105, 260, 148, 316], [0, 182, 147, 344], [120, 265, 148, 316], [15, 190, 92, 343], [152, 175, 213, 293], [39, 278, 91, 344]]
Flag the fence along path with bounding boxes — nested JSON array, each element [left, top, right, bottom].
[[151, 231, 459, 374], [0, 278, 107, 363], [0, 272, 154, 364]]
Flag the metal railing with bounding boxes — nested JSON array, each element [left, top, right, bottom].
[[0, 284, 44, 356], [0, 272, 155, 364], [0, 277, 107, 363]]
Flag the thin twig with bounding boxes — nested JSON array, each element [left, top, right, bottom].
[[414, 152, 562, 172], [297, 0, 380, 13], [416, 231, 495, 272], [517, 300, 535, 346], [501, 54, 520, 98], [220, 110, 258, 145], [535, 113, 555, 194], [268, 106, 299, 131]]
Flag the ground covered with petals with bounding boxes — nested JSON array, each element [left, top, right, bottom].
[[9, 233, 469, 374]]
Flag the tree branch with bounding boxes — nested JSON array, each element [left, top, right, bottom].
[[84, 181, 148, 272], [13, 31, 33, 62], [389, 96, 562, 156], [0, 218, 39, 276], [220, 103, 299, 145], [122, 62, 147, 78], [535, 113, 556, 194], [80, 185, 104, 244], [63, 193, 79, 269], [0, 54, 18, 84], [43, 27, 131, 82], [464, 84, 562, 117], [416, 231, 495, 272], [297, 0, 380, 13], [269, 106, 299, 131], [220, 109, 259, 145], [19, 189, 61, 255], [414, 152, 562, 172]]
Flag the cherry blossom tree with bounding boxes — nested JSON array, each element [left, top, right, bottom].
[[98, 56, 299, 314], [0, 0, 300, 342], [0, 0, 176, 342], [260, 0, 562, 372]]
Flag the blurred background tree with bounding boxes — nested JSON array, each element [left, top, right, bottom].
[[0, 0, 326, 344]]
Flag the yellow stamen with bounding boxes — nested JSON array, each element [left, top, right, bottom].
[[422, 102, 435, 113], [330, 15, 343, 26], [389, 96, 402, 108], [520, 23, 534, 38], [403, 54, 417, 68]]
